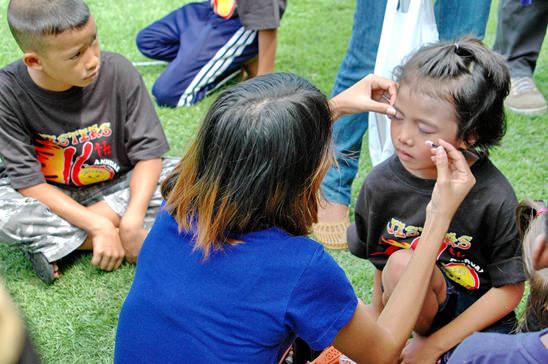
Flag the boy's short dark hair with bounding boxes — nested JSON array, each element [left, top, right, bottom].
[[395, 37, 510, 156], [8, 0, 90, 52]]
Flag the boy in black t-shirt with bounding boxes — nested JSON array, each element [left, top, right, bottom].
[[0, 0, 175, 284]]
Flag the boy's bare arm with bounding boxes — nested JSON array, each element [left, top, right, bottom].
[[401, 282, 525, 363], [119, 158, 162, 263], [18, 183, 124, 271], [256, 29, 277, 75]]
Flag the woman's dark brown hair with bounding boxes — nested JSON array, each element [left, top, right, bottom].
[[161, 73, 333, 258]]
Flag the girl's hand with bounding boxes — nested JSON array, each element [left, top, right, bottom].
[[427, 139, 476, 219], [400, 336, 443, 364], [329, 74, 398, 120]]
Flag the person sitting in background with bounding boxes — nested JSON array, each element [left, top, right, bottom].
[[493, 0, 547, 115], [135, 0, 286, 107]]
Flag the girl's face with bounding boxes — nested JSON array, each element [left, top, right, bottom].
[[390, 84, 466, 179]]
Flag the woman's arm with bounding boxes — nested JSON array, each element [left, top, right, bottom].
[[364, 269, 384, 320]]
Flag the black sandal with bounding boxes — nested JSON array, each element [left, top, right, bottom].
[[24, 251, 55, 284]]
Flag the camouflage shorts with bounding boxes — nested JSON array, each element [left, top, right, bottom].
[[0, 157, 178, 262]]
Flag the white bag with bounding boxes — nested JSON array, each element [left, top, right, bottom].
[[368, 0, 438, 166]]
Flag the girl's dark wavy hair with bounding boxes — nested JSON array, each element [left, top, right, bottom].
[[161, 73, 333, 258], [394, 36, 510, 156], [515, 200, 548, 332]]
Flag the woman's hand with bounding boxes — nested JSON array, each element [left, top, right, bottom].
[[329, 74, 398, 121], [427, 139, 476, 219]]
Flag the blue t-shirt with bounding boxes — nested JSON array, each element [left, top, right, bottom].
[[448, 329, 548, 364], [114, 208, 357, 364]]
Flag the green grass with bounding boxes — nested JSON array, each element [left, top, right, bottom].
[[0, 0, 546, 362]]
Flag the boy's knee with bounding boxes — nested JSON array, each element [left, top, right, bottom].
[[152, 65, 199, 107], [136, 29, 156, 56], [383, 249, 413, 288], [152, 81, 180, 107]]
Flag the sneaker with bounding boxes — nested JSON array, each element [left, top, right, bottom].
[[506, 77, 547, 115], [23, 251, 55, 284]]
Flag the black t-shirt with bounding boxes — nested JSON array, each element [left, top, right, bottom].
[[348, 155, 526, 293], [0, 52, 169, 190]]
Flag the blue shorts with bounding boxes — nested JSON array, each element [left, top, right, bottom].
[[136, 1, 258, 107], [433, 274, 517, 333], [433, 274, 517, 363]]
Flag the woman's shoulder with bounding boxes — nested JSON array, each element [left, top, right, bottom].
[[240, 228, 343, 276], [243, 228, 324, 257]]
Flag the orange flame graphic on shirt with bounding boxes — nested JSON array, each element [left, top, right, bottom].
[[35, 138, 67, 184], [35, 138, 114, 186]]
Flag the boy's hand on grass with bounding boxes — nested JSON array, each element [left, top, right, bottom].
[[89, 217, 125, 271], [119, 212, 147, 264]]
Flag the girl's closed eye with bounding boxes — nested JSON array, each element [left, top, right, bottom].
[[418, 122, 436, 134]]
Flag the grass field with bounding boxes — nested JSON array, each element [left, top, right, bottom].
[[0, 0, 546, 363]]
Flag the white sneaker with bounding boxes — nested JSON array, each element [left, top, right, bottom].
[[506, 77, 547, 115]]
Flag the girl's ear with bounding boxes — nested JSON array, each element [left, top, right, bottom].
[[458, 133, 478, 150]]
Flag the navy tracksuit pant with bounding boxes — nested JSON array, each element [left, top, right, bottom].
[[136, 1, 258, 107]]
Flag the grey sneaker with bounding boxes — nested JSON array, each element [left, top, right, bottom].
[[506, 77, 547, 115], [23, 251, 55, 284]]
